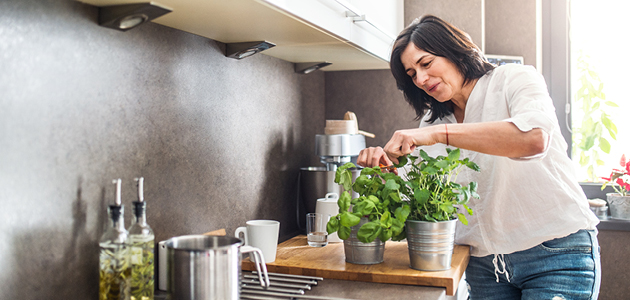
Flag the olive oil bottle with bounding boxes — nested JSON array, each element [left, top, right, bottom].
[[100, 179, 131, 300], [128, 177, 155, 300]]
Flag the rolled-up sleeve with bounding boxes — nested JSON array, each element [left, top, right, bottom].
[[501, 66, 558, 160]]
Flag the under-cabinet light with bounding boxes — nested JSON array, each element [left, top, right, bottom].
[[295, 62, 332, 74], [98, 2, 172, 32], [225, 41, 276, 60]]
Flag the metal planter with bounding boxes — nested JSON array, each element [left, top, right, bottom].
[[406, 219, 457, 271], [607, 193, 630, 220], [343, 218, 385, 264]]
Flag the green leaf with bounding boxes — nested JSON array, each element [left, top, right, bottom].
[[338, 226, 351, 240], [384, 179, 400, 191], [340, 211, 361, 227], [414, 188, 430, 205], [359, 200, 376, 216], [604, 101, 619, 107], [394, 155, 408, 168], [440, 203, 455, 213], [357, 221, 381, 243], [457, 213, 468, 225], [435, 160, 450, 170], [419, 149, 431, 161], [338, 191, 352, 213], [379, 228, 392, 242], [424, 166, 438, 175], [582, 135, 596, 151], [447, 148, 461, 161], [326, 217, 339, 234], [599, 137, 611, 153], [380, 211, 392, 228], [466, 161, 481, 172], [394, 205, 411, 221]]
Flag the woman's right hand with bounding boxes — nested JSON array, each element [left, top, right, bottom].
[[357, 147, 398, 174]]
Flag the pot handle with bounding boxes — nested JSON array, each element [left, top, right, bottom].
[[241, 245, 270, 288]]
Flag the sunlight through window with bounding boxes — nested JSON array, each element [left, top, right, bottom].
[[570, 0, 629, 182]]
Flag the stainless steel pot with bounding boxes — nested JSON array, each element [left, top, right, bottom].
[[165, 235, 269, 300]]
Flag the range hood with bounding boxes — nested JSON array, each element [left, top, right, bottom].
[[78, 0, 400, 71]]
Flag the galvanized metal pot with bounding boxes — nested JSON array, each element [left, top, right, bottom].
[[165, 235, 269, 300], [343, 218, 385, 264], [406, 219, 457, 271], [607, 193, 630, 220]]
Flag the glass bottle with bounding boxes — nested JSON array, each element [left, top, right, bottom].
[[128, 177, 155, 300], [100, 179, 131, 300]]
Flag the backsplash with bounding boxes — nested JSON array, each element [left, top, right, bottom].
[[0, 0, 324, 298]]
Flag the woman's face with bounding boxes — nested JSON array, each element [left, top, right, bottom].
[[400, 43, 465, 103]]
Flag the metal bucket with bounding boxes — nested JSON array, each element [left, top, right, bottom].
[[343, 218, 385, 264], [406, 219, 457, 271], [165, 235, 269, 300], [607, 193, 630, 220]]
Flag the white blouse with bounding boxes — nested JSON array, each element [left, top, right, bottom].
[[416, 64, 599, 257]]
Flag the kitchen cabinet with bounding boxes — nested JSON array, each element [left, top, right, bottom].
[[78, 0, 403, 71]]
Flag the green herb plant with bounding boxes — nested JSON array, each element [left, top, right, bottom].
[[326, 162, 411, 243], [572, 51, 619, 181], [403, 148, 480, 224]]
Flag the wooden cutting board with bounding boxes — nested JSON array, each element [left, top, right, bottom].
[[242, 235, 470, 296]]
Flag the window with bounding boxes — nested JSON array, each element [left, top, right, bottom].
[[543, 0, 628, 183], [569, 0, 629, 182]]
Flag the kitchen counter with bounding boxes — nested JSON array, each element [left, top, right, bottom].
[[242, 235, 469, 296], [154, 278, 448, 300]]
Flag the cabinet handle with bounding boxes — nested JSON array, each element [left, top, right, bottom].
[[332, 0, 396, 41]]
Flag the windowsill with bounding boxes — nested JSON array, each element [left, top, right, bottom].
[[597, 218, 630, 231], [579, 182, 613, 200], [579, 183, 630, 231]]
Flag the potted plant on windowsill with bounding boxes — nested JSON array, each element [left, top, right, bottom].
[[601, 154, 630, 220], [326, 162, 410, 264], [401, 148, 480, 271]]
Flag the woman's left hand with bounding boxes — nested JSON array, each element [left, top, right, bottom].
[[383, 126, 442, 162]]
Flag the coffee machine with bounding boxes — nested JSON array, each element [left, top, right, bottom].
[[297, 133, 365, 229], [315, 133, 366, 171]]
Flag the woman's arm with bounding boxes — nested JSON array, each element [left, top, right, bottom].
[[382, 121, 548, 164]]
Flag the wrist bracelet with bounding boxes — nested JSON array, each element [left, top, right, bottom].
[[445, 124, 449, 146]]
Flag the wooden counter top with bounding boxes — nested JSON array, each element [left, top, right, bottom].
[[242, 235, 470, 296]]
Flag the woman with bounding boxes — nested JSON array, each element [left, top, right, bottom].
[[358, 15, 601, 299]]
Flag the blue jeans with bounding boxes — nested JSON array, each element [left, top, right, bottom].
[[466, 229, 601, 300]]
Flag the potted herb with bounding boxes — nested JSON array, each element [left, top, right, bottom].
[[402, 148, 480, 271], [601, 154, 630, 220], [326, 162, 410, 264]]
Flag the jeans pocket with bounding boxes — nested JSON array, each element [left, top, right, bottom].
[[538, 230, 593, 254]]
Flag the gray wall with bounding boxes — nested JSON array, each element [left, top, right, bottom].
[[405, 0, 484, 47], [0, 0, 324, 298], [485, 0, 538, 67]]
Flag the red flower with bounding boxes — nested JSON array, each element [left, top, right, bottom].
[[616, 177, 625, 186], [602, 155, 630, 196]]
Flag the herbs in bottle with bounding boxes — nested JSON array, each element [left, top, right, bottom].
[[128, 177, 155, 300], [100, 179, 131, 300]]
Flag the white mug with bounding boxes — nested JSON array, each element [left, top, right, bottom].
[[315, 193, 341, 242], [235, 220, 280, 263]]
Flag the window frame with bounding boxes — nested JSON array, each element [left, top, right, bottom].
[[541, 0, 616, 198]]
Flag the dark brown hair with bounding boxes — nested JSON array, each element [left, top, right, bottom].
[[390, 15, 494, 123]]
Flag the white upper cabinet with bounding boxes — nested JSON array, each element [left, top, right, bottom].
[[77, 0, 403, 71]]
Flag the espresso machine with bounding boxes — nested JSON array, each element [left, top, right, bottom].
[[315, 133, 366, 171], [297, 113, 371, 229]]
